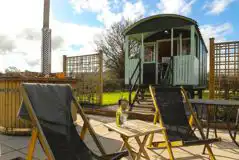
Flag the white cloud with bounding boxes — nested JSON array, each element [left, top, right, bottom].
[[0, 0, 103, 73], [156, 0, 196, 15], [70, 0, 109, 13], [51, 20, 102, 50], [0, 0, 234, 74], [97, 0, 145, 27], [199, 22, 233, 71], [203, 0, 236, 15], [200, 22, 233, 47], [70, 0, 145, 27], [122, 1, 145, 20], [0, 35, 16, 54]]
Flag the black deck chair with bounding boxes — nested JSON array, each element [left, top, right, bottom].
[[18, 83, 128, 160], [148, 86, 221, 160]]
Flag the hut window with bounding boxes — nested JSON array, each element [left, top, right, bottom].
[[129, 40, 140, 58], [144, 45, 154, 62], [182, 39, 190, 55]]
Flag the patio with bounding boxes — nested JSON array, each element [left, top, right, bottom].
[[0, 114, 238, 160]]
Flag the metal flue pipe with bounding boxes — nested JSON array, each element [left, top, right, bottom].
[[41, 0, 51, 75]]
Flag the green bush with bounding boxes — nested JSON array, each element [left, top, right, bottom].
[[103, 79, 125, 92]]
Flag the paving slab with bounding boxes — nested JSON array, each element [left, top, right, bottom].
[[84, 140, 101, 155], [0, 151, 26, 160], [0, 136, 29, 151], [1, 117, 239, 160], [103, 131, 123, 141], [0, 144, 14, 155], [84, 134, 123, 155], [98, 136, 123, 154], [18, 140, 46, 160], [93, 125, 110, 136], [0, 135, 15, 143], [89, 119, 104, 127]]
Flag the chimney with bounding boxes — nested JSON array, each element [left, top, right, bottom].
[[41, 0, 51, 75]]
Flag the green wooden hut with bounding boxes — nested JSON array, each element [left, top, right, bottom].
[[124, 14, 207, 99]]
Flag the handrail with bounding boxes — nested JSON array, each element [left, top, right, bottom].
[[129, 59, 141, 105], [162, 58, 173, 85], [129, 72, 140, 106], [129, 87, 140, 111], [130, 73, 140, 91], [166, 60, 172, 78], [129, 59, 141, 83]]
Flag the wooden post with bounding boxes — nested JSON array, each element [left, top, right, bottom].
[[129, 77, 132, 105], [171, 28, 174, 56], [63, 55, 67, 74], [141, 33, 144, 83], [190, 25, 195, 56], [155, 42, 158, 84], [139, 59, 141, 85], [179, 33, 182, 55], [125, 36, 129, 85], [209, 38, 215, 99], [99, 50, 103, 106]]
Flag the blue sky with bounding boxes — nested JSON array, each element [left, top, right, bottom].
[[52, 0, 239, 41], [0, 0, 238, 72]]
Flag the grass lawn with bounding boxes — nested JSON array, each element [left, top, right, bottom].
[[102, 91, 209, 106], [202, 91, 209, 99], [103, 92, 135, 105]]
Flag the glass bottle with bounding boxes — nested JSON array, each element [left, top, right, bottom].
[[116, 98, 129, 127]]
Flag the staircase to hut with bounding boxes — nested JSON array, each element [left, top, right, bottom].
[[127, 58, 173, 118], [129, 86, 155, 114]]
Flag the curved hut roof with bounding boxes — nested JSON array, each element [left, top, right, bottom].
[[124, 14, 207, 52], [124, 14, 197, 35]]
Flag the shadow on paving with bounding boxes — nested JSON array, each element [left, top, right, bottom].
[[76, 125, 124, 156], [1, 121, 239, 160], [0, 125, 125, 160]]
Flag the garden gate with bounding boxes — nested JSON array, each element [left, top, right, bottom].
[[63, 51, 103, 105]]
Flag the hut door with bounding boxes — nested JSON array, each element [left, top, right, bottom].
[[143, 44, 156, 84], [157, 40, 177, 84]]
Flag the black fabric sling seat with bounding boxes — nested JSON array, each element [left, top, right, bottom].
[[18, 83, 127, 160], [153, 87, 219, 146], [41, 125, 96, 160]]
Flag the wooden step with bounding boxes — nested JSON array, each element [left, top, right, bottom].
[[134, 102, 153, 106], [131, 108, 155, 114], [137, 99, 153, 102], [127, 111, 154, 121], [137, 101, 153, 104], [135, 100, 153, 103], [137, 96, 152, 99], [133, 104, 154, 109], [138, 94, 151, 98], [127, 110, 154, 116], [128, 109, 154, 114]]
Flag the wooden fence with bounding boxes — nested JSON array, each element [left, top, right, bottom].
[[209, 38, 239, 99], [0, 77, 76, 135], [63, 51, 103, 105]]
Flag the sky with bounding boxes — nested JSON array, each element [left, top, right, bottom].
[[0, 0, 238, 73]]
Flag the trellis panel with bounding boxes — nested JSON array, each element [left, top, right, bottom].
[[209, 38, 239, 99], [63, 52, 103, 105]]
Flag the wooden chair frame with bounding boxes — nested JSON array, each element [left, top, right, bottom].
[[147, 85, 217, 160], [20, 84, 108, 160]]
